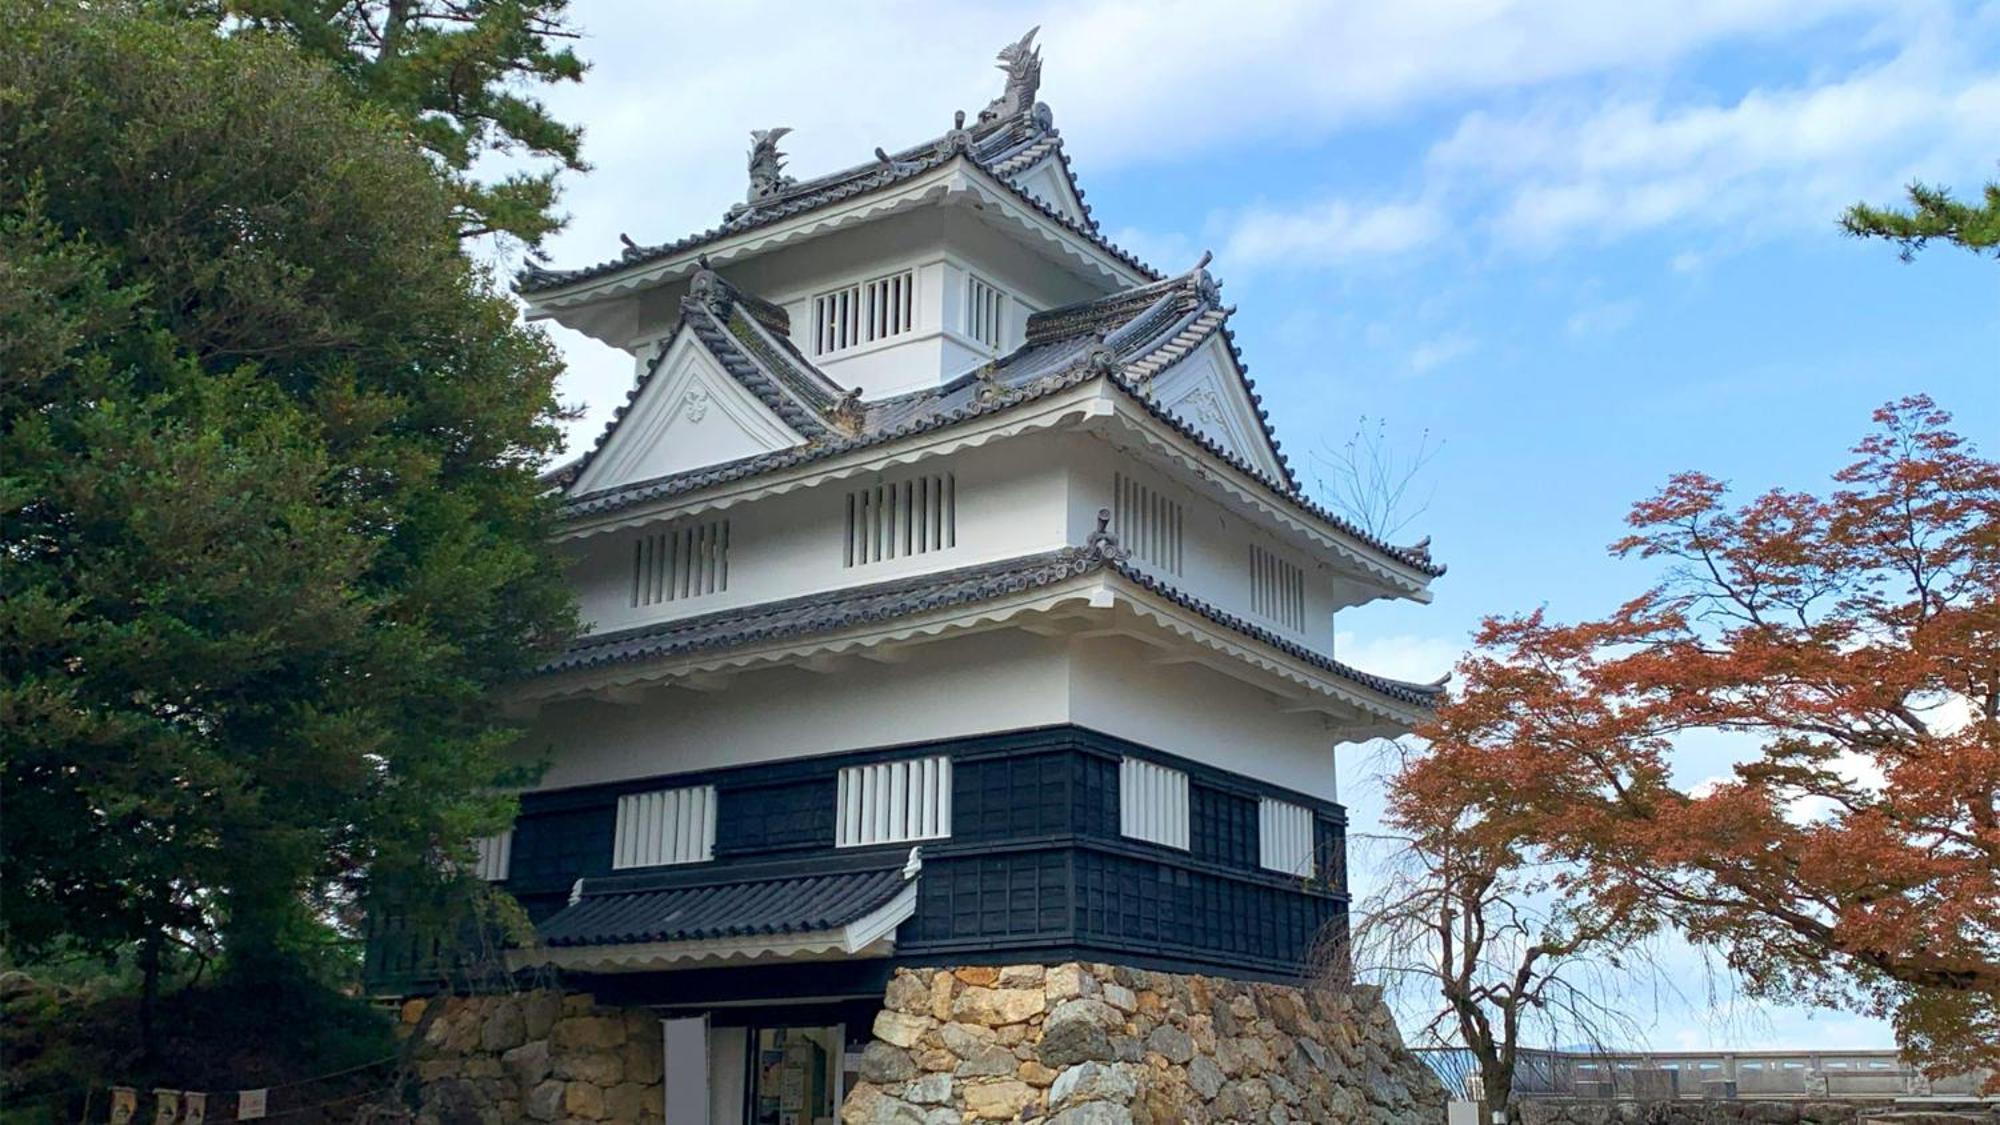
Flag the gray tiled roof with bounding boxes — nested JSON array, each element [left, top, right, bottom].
[[516, 112, 1154, 296], [540, 545, 1442, 710], [552, 264, 1443, 579], [554, 274, 854, 493], [537, 854, 909, 948]]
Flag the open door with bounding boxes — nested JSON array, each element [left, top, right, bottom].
[[663, 1015, 710, 1125]]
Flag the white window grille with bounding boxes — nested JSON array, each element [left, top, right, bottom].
[[1113, 473, 1183, 575], [837, 756, 952, 847], [612, 786, 717, 869], [1248, 544, 1306, 632], [631, 520, 729, 607], [470, 830, 513, 882], [1258, 798, 1314, 876], [813, 269, 917, 356], [845, 474, 955, 567], [1119, 758, 1189, 850], [964, 274, 1008, 351]]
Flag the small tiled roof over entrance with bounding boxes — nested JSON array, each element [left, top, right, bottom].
[[536, 855, 911, 949]]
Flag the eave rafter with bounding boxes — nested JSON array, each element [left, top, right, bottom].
[[515, 569, 1426, 740], [522, 160, 1149, 321]]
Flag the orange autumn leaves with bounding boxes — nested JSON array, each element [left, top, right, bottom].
[[1402, 396, 1999, 1074]]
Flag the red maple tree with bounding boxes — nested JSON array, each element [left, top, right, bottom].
[[1408, 396, 1998, 1076]]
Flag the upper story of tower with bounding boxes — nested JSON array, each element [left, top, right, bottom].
[[512, 30, 1446, 742], [519, 29, 1147, 402]]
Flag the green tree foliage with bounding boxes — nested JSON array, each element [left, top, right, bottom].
[[1843, 176, 2000, 260], [195, 0, 588, 247], [0, 0, 575, 1025]]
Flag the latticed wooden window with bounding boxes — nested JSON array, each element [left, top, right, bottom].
[[813, 269, 916, 355]]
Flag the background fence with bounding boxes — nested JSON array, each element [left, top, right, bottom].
[[1413, 1048, 1995, 1102]]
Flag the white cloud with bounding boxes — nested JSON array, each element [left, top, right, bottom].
[[1223, 198, 1443, 268], [1333, 631, 1461, 683], [1406, 332, 1477, 375], [1427, 23, 2000, 250]]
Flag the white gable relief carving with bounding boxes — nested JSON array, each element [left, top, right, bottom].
[[1147, 336, 1289, 482], [1180, 388, 1227, 429], [678, 388, 711, 422], [568, 335, 804, 496]]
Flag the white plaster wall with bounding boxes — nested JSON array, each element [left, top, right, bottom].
[[604, 208, 1105, 402], [567, 435, 1075, 637], [1064, 443, 1343, 651], [1066, 637, 1342, 803], [518, 625, 1360, 804], [517, 630, 1072, 791]]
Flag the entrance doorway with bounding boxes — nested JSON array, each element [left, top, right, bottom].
[[746, 1026, 843, 1125]]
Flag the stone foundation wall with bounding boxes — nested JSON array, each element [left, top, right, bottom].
[[401, 991, 663, 1125], [843, 962, 1446, 1125]]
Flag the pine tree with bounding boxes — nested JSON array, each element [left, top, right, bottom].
[[0, 2, 576, 1033]]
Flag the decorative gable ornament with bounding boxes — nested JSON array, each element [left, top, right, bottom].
[[978, 27, 1043, 127], [743, 127, 794, 206]]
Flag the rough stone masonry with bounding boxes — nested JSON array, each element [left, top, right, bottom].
[[403, 962, 1446, 1125], [843, 962, 1445, 1125]]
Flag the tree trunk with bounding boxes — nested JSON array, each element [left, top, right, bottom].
[[1483, 1070, 1515, 1125], [138, 926, 163, 1065]]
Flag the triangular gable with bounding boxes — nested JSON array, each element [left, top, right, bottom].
[[569, 329, 806, 496], [1005, 155, 1092, 229], [1144, 334, 1289, 482]]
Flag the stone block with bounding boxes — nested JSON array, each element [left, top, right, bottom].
[[1049, 1104, 1136, 1125], [602, 1082, 651, 1121], [1046, 964, 1098, 1003], [481, 1001, 527, 1053], [954, 1042, 1019, 1078], [905, 1072, 952, 1105], [873, 1009, 933, 1048], [562, 1080, 605, 1120], [552, 1016, 623, 1053], [859, 1041, 918, 1083], [951, 987, 1046, 1027], [555, 1050, 622, 1086], [1101, 983, 1137, 1014], [954, 966, 1000, 987], [1051, 1061, 1138, 1109], [503, 1040, 552, 1088], [998, 964, 1046, 988], [1037, 999, 1122, 1068], [928, 973, 956, 1021], [962, 1079, 1037, 1120], [1145, 1025, 1193, 1065], [1018, 1060, 1059, 1087], [1188, 1056, 1226, 1100], [620, 1034, 662, 1084], [884, 972, 930, 1014], [525, 1079, 565, 1122], [524, 992, 563, 1039]]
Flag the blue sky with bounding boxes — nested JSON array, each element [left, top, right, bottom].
[[505, 0, 1999, 1052]]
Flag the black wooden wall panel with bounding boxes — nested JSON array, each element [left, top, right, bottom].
[[510, 805, 613, 892], [954, 752, 1071, 840], [716, 776, 836, 855], [376, 727, 1355, 990], [1314, 816, 1347, 894], [1190, 784, 1257, 867], [1071, 751, 1120, 838]]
